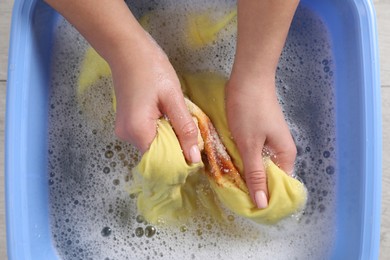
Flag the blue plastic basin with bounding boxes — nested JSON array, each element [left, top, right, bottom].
[[5, 0, 381, 259]]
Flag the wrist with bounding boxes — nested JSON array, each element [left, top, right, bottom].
[[228, 67, 276, 94], [104, 30, 160, 69]]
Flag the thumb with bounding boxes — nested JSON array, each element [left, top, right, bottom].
[[161, 93, 201, 164], [239, 144, 269, 209]]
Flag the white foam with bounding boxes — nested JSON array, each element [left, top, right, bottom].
[[48, 2, 336, 259]]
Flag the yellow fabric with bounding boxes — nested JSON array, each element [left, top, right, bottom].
[[180, 73, 243, 173], [77, 48, 117, 110], [78, 48, 111, 95], [183, 73, 307, 224], [77, 13, 307, 226], [132, 77, 307, 224], [137, 9, 237, 49], [77, 50, 307, 224], [186, 9, 237, 48], [209, 159, 307, 224], [134, 128, 306, 225], [130, 119, 223, 225]]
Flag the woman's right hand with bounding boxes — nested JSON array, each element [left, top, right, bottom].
[[226, 73, 297, 209]]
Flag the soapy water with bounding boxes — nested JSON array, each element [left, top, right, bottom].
[[48, 1, 336, 259]]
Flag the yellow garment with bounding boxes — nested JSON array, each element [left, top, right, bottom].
[[76, 50, 307, 224], [209, 159, 307, 224], [76, 11, 307, 225], [131, 119, 223, 225], [180, 73, 243, 173], [130, 119, 202, 224], [186, 9, 237, 48], [180, 73, 307, 224], [77, 47, 117, 110], [132, 86, 306, 224], [78, 47, 111, 95], [138, 9, 237, 49]]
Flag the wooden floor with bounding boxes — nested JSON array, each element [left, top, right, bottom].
[[0, 0, 389, 259]]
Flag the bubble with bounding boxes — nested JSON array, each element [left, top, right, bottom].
[[118, 153, 126, 160], [145, 226, 156, 238], [135, 227, 144, 237], [227, 215, 235, 222], [113, 179, 120, 186], [110, 161, 117, 168], [105, 150, 114, 159], [136, 215, 145, 224], [103, 167, 110, 174], [180, 225, 188, 232], [101, 227, 112, 237], [323, 151, 330, 158], [325, 166, 335, 175]]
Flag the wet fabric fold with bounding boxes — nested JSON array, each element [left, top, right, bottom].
[[131, 73, 307, 225]]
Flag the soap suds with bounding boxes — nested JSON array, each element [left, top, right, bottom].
[[48, 1, 336, 259]]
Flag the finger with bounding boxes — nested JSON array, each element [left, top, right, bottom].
[[161, 92, 201, 164], [266, 128, 297, 175], [115, 110, 157, 153], [237, 140, 269, 209]]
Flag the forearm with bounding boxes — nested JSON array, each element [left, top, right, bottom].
[[45, 0, 201, 161], [45, 0, 152, 67], [232, 0, 299, 84]]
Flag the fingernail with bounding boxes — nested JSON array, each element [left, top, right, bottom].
[[255, 191, 268, 209], [189, 145, 201, 164]]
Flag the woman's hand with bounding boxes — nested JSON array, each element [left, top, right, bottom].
[[45, 0, 201, 163], [226, 74, 296, 209], [228, 0, 299, 208]]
